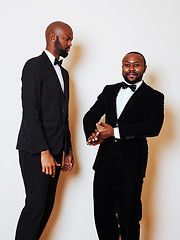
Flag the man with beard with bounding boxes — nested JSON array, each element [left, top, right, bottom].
[[16, 21, 74, 240], [83, 52, 164, 240]]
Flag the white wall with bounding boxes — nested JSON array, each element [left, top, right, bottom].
[[0, 0, 180, 239]]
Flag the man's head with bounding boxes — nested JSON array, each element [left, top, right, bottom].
[[45, 21, 73, 59], [122, 52, 147, 84]]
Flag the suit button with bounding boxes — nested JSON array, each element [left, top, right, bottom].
[[114, 139, 117, 143]]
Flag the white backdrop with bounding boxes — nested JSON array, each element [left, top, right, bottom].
[[0, 0, 180, 239]]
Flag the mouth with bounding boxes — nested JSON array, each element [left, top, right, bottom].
[[66, 47, 70, 52], [127, 73, 137, 77]]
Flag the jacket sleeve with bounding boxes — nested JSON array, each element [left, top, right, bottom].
[[65, 81, 72, 154], [119, 92, 164, 139], [83, 86, 107, 140], [65, 108, 72, 154], [21, 59, 49, 154]]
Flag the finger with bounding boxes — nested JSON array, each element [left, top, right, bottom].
[[49, 166, 53, 176], [66, 163, 73, 172], [52, 166, 56, 177], [98, 121, 105, 127], [62, 164, 71, 172], [87, 140, 93, 145], [42, 165, 45, 173], [95, 129, 100, 137], [92, 133, 98, 141], [45, 167, 49, 175], [67, 166, 72, 172], [87, 136, 93, 144], [55, 161, 61, 167], [62, 166, 67, 172]]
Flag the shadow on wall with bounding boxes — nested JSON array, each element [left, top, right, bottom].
[[40, 44, 82, 240], [141, 75, 174, 240]]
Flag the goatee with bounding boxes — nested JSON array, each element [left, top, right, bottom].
[[123, 73, 143, 84]]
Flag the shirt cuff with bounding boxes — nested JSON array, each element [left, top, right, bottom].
[[114, 127, 120, 139]]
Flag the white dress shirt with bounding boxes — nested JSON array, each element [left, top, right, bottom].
[[114, 80, 143, 139], [44, 50, 64, 92]]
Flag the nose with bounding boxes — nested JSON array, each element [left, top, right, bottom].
[[129, 64, 134, 71], [68, 40, 72, 46]]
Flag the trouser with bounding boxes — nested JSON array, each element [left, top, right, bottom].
[[15, 150, 62, 240], [93, 162, 143, 240]]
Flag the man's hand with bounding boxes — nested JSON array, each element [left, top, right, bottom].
[[98, 122, 114, 139], [87, 122, 114, 146], [87, 129, 101, 145], [41, 150, 61, 177], [62, 149, 74, 173]]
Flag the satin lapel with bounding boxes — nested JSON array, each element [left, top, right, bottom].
[[109, 83, 121, 122], [60, 67, 68, 104], [42, 52, 66, 100], [119, 81, 146, 118]]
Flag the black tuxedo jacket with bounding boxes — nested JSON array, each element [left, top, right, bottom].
[[17, 51, 72, 155], [83, 82, 164, 177]]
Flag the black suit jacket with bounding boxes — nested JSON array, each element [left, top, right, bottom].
[[83, 82, 164, 177], [17, 51, 72, 155]]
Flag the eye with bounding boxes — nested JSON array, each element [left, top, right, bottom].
[[124, 63, 130, 67], [134, 64, 140, 67], [65, 37, 73, 42]]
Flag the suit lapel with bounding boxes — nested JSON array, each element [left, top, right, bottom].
[[108, 83, 121, 122], [42, 52, 67, 101], [60, 67, 69, 103], [118, 81, 147, 119]]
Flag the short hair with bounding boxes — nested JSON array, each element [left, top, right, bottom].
[[125, 51, 146, 66]]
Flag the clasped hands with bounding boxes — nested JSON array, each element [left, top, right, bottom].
[[87, 122, 114, 146]]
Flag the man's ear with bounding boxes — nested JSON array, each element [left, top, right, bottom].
[[144, 65, 147, 73], [50, 34, 56, 43]]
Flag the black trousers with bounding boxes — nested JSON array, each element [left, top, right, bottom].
[[93, 159, 143, 240], [15, 150, 62, 240]]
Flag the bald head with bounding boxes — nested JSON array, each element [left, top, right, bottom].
[[45, 21, 72, 43], [45, 21, 73, 59]]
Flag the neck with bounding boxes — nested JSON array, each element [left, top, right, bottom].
[[46, 46, 59, 59]]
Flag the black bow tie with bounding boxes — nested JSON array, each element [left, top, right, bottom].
[[54, 58, 63, 66], [121, 82, 136, 92]]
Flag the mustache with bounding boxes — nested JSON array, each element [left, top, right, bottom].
[[126, 72, 138, 75]]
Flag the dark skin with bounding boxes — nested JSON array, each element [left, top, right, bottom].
[[87, 53, 147, 146], [41, 22, 74, 177], [122, 53, 147, 84]]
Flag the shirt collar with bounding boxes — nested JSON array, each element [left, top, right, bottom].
[[44, 50, 63, 65]]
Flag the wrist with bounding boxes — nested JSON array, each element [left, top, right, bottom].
[[111, 128, 114, 137], [41, 149, 49, 155], [69, 147, 73, 151]]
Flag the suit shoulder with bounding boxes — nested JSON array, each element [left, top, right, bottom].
[[23, 54, 42, 69], [105, 82, 120, 88], [21, 55, 45, 82], [143, 82, 164, 99], [102, 83, 121, 92]]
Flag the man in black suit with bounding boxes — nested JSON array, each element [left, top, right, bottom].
[[16, 21, 74, 240], [83, 52, 164, 240]]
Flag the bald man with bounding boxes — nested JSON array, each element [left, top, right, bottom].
[[16, 21, 74, 240]]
